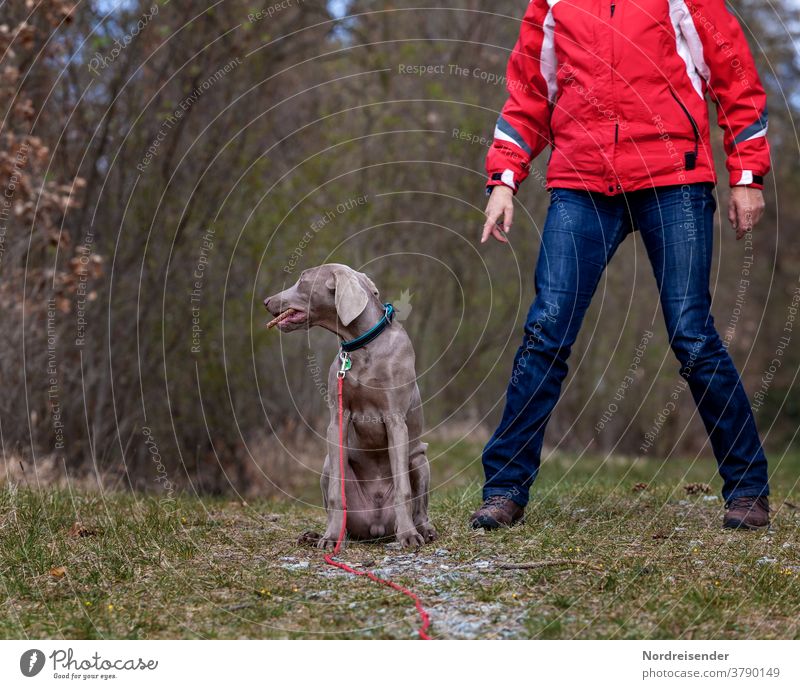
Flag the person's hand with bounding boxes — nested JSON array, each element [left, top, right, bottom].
[[481, 185, 514, 244], [728, 186, 765, 240]]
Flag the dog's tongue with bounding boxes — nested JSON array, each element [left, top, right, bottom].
[[266, 308, 295, 329]]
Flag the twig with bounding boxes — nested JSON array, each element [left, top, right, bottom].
[[497, 559, 604, 572], [223, 602, 256, 613]]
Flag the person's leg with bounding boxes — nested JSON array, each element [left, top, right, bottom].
[[481, 188, 631, 508], [633, 183, 769, 502]]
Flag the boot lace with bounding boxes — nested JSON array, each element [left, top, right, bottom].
[[483, 495, 510, 508], [727, 495, 766, 510]]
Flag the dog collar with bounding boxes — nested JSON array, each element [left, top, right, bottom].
[[340, 303, 395, 353]]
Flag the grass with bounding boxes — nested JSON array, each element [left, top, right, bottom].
[[1, 441, 799, 639]]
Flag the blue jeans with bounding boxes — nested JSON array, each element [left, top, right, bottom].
[[482, 183, 769, 507]]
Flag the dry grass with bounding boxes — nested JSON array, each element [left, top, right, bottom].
[[1, 441, 799, 639]]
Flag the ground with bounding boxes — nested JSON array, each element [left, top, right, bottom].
[[1, 442, 799, 639]]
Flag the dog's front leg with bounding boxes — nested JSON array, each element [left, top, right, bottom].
[[386, 418, 424, 548], [317, 419, 347, 550]]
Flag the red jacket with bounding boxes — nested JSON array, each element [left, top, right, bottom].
[[486, 0, 770, 196]]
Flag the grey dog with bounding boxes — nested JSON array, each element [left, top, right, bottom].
[[264, 264, 437, 549]]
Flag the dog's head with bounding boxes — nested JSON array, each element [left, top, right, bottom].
[[264, 264, 380, 334]]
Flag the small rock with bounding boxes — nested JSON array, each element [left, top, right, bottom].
[[433, 548, 449, 557], [756, 557, 777, 565], [702, 495, 719, 502]]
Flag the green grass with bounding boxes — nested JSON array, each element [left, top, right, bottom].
[[1, 442, 799, 639]]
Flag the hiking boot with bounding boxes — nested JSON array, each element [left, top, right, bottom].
[[469, 495, 525, 530], [723, 495, 770, 530]]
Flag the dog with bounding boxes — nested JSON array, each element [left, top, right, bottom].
[[264, 264, 436, 549]]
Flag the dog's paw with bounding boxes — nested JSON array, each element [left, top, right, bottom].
[[397, 529, 425, 549], [315, 532, 340, 550], [417, 523, 438, 543], [297, 531, 322, 546]]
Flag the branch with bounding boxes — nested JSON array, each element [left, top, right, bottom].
[[497, 559, 604, 572]]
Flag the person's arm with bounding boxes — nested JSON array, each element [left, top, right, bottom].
[[678, 0, 770, 237], [482, 0, 553, 243]]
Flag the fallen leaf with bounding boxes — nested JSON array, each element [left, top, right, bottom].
[[684, 482, 711, 495], [49, 566, 66, 578], [68, 522, 98, 538]]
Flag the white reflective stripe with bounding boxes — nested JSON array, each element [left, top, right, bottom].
[[741, 126, 768, 142], [494, 126, 523, 150], [669, 0, 709, 100], [541, 1, 559, 103], [501, 169, 516, 189], [736, 170, 754, 185]]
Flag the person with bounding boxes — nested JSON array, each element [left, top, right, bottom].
[[472, 0, 771, 531]]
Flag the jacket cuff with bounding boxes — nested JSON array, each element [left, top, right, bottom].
[[730, 170, 765, 190], [485, 170, 518, 196]]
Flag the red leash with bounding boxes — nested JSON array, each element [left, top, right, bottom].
[[323, 372, 431, 640]]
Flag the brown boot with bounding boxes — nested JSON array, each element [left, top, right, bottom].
[[470, 495, 525, 530], [723, 495, 770, 530]]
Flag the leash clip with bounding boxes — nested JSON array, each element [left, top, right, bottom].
[[337, 350, 351, 379]]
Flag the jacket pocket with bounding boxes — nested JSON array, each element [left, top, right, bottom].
[[668, 88, 699, 140], [668, 87, 699, 170]]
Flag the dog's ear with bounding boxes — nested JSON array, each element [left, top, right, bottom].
[[326, 268, 369, 326], [361, 273, 380, 297]]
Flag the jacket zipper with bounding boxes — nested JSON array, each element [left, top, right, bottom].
[[609, 1, 618, 190], [611, 0, 619, 144], [669, 88, 699, 168]]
